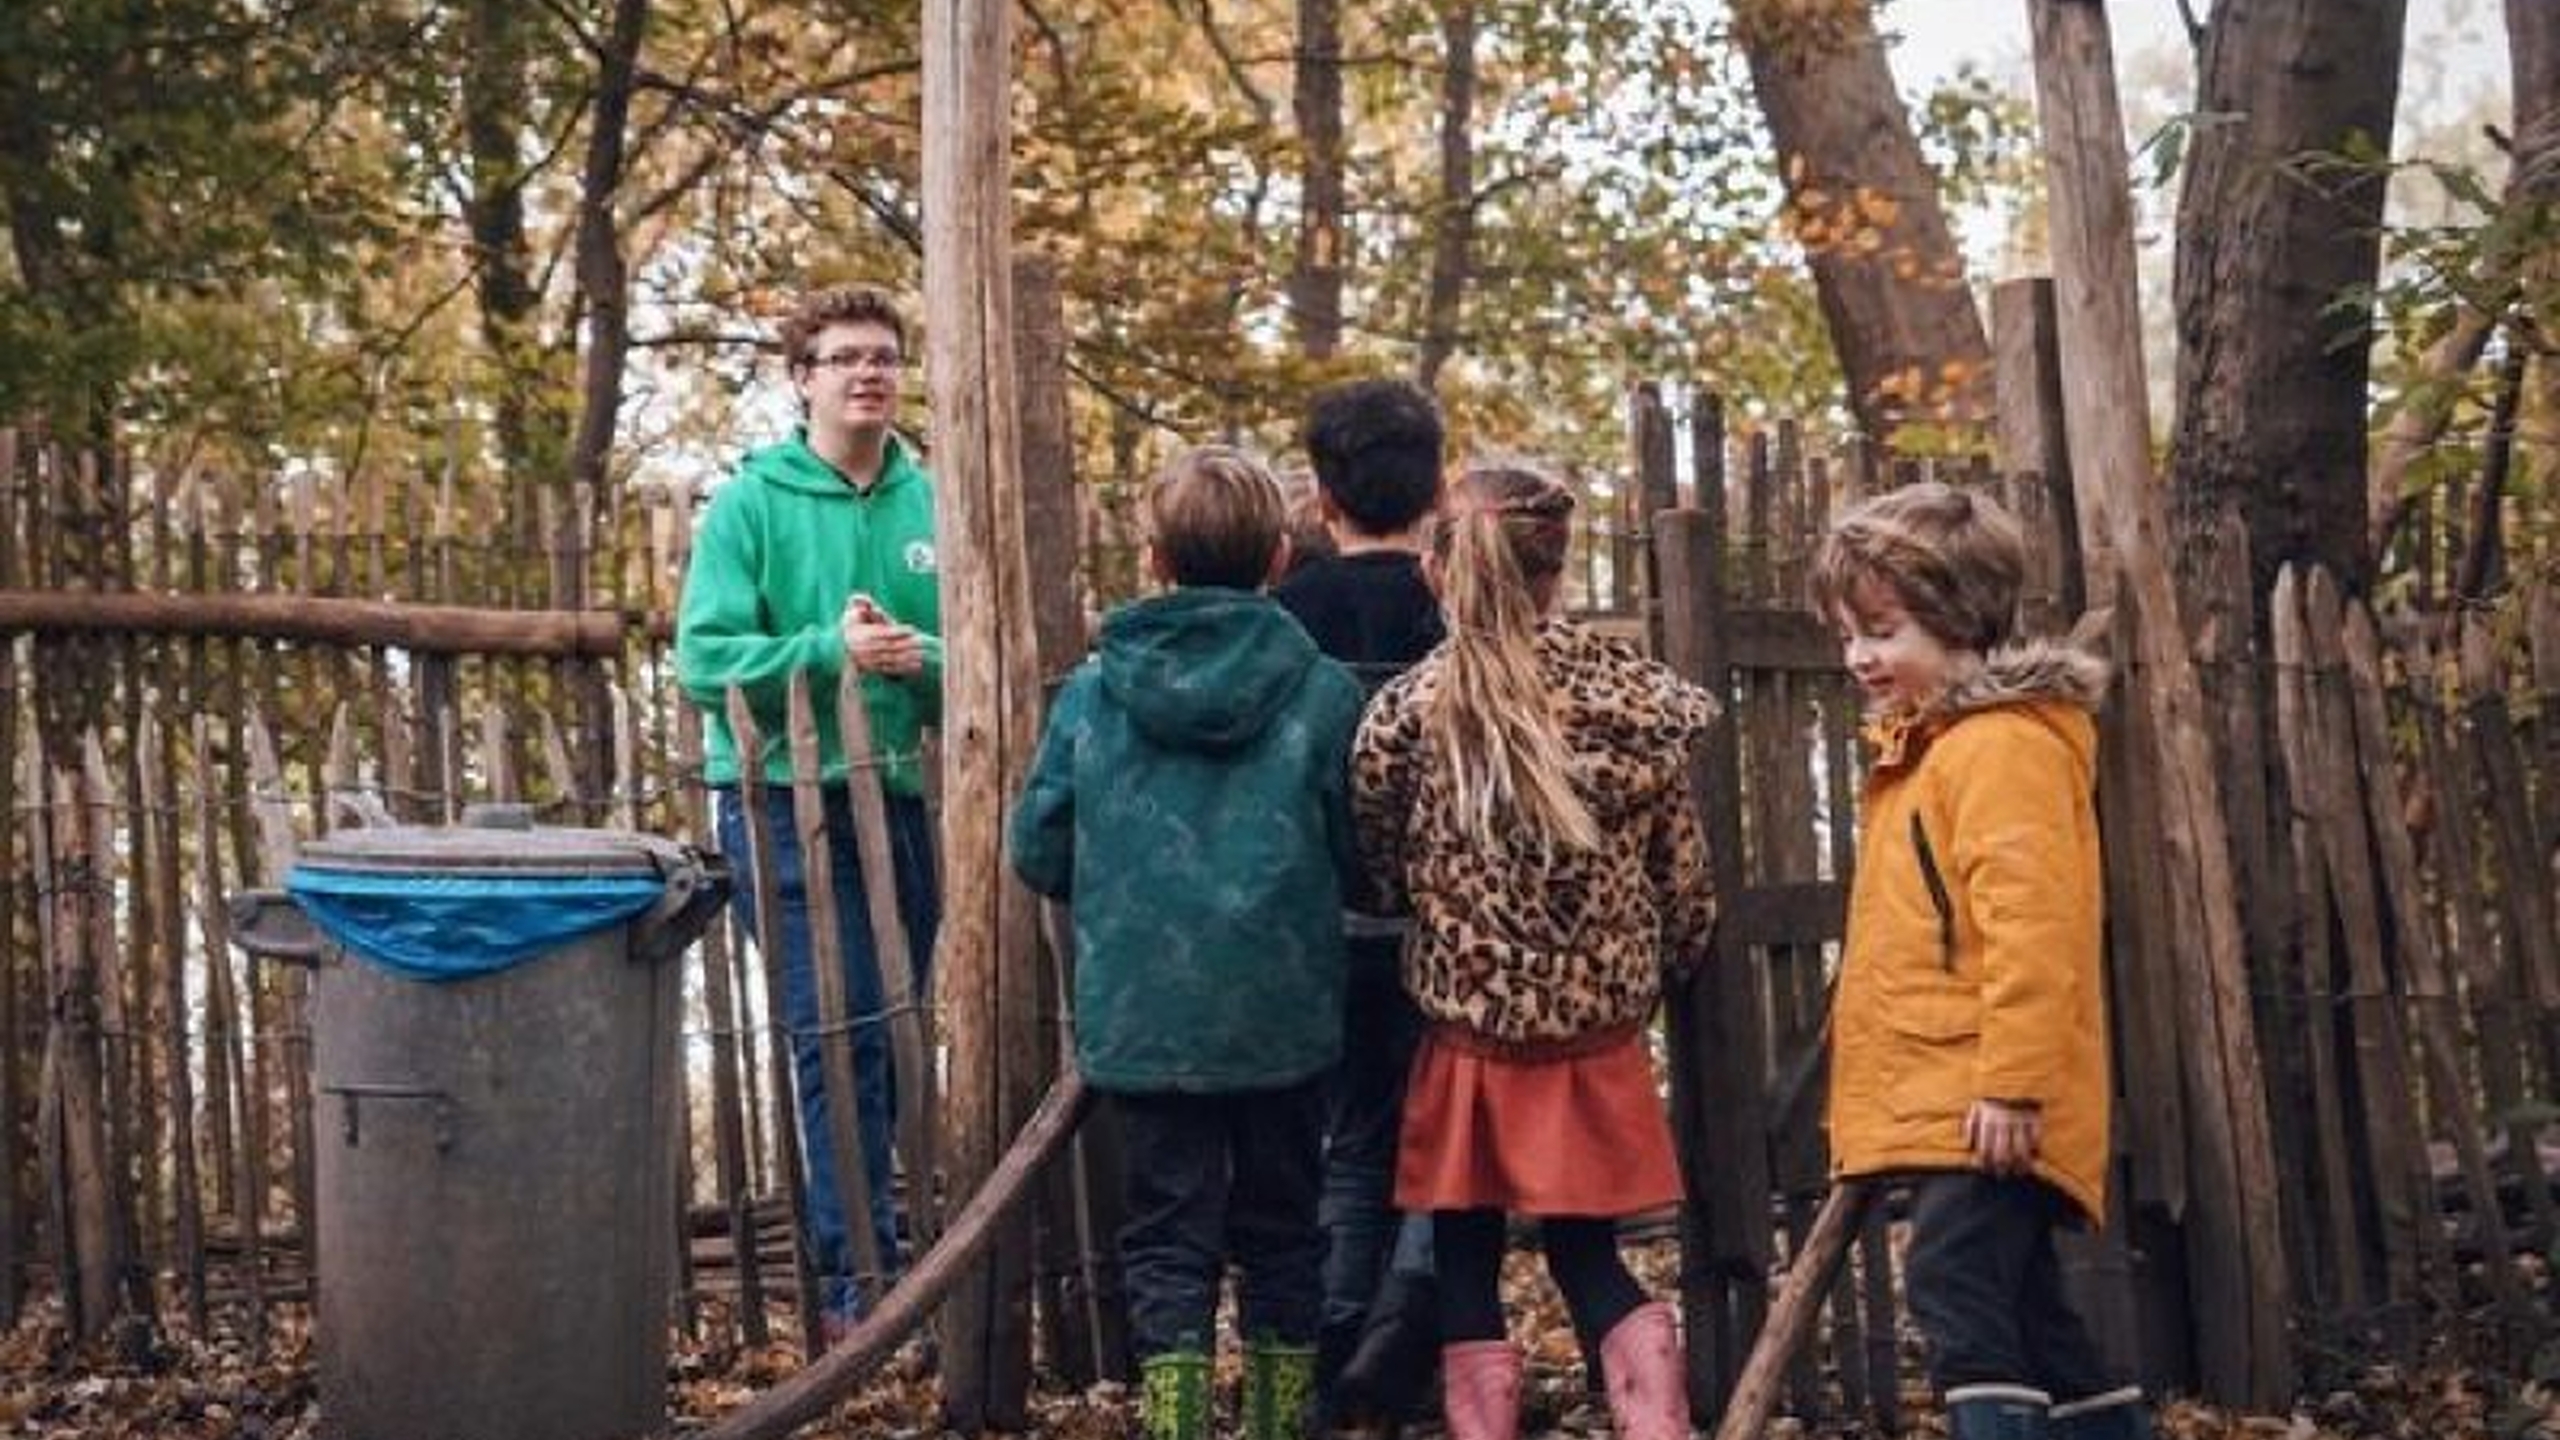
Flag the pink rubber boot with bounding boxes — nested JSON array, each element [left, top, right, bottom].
[[1600, 1302, 1692, 1440], [1439, 1339, 1522, 1440]]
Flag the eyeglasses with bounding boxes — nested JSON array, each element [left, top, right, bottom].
[[805, 347, 906, 374]]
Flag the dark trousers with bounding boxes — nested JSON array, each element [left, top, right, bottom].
[[718, 783, 939, 1321], [1318, 937, 1428, 1340], [1112, 1080, 1329, 1360], [1904, 1172, 2121, 1399]]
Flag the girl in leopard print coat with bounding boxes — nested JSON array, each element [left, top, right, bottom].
[[1350, 459, 1714, 1440]]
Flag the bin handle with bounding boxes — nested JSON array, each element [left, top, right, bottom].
[[630, 838, 732, 964], [228, 891, 330, 966], [321, 1082, 458, 1152]]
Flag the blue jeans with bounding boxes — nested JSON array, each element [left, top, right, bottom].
[[1111, 1080, 1329, 1359], [1318, 936, 1430, 1341], [717, 783, 939, 1320]]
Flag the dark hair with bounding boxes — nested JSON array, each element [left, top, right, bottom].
[[780, 285, 907, 368], [1808, 481, 2027, 651], [1304, 378, 1445, 536]]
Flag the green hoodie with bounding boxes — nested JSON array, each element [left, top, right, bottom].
[[1009, 588, 1363, 1092], [675, 431, 944, 793]]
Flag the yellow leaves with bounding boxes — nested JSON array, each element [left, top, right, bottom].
[[1783, 179, 1904, 261]]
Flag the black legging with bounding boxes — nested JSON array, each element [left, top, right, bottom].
[[1434, 1208, 1646, 1347]]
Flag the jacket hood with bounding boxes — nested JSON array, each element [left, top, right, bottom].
[[740, 430, 924, 497], [1867, 636, 2108, 773], [1098, 590, 1322, 752], [1540, 620, 1719, 818], [1937, 636, 2111, 717]]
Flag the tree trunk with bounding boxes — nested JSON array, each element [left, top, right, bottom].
[[1290, 0, 1345, 360], [1416, 0, 1475, 393], [2030, 0, 2293, 1405], [463, 0, 552, 493], [1731, 0, 1992, 441], [2171, 0, 2407, 598], [923, 0, 1046, 1427], [565, 0, 649, 529]]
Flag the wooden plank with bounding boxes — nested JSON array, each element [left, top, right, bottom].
[[784, 671, 888, 1297], [1773, 419, 1805, 601], [1991, 276, 2087, 620], [191, 715, 261, 1350], [45, 756, 122, 1340], [146, 717, 208, 1334], [922, 0, 1049, 1418], [835, 673, 939, 1249], [1744, 429, 1773, 604], [2276, 570, 2412, 1323], [0, 588, 632, 656], [2422, 628, 2559, 1246], [2272, 580, 2364, 1315], [1631, 384, 1677, 654], [2094, 603, 2186, 1202], [0, 430, 20, 1327], [2029, 1, 2290, 1400], [31, 756, 76, 1340], [1709, 1181, 1874, 1440], [1658, 466, 1774, 1418], [482, 699, 519, 805], [724, 689, 828, 1351], [2531, 582, 2560, 789], [1722, 608, 1842, 674], [1718, 882, 1844, 949], [2462, 615, 2560, 1011], [694, 1074, 1093, 1440], [2340, 602, 2533, 1339], [676, 677, 768, 1349], [1014, 246, 1126, 1382]]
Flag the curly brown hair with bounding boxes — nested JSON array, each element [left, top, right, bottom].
[[779, 286, 908, 368], [1808, 480, 2027, 652]]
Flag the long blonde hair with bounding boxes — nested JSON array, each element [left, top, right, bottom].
[[1428, 460, 1599, 852]]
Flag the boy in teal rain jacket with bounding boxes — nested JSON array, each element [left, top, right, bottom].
[[1009, 445, 1364, 1440]]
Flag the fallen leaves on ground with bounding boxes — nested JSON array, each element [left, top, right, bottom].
[[5, 1241, 2559, 1437]]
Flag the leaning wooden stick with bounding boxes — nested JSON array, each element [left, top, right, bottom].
[[700, 1070, 1094, 1440], [1713, 1179, 1878, 1440]]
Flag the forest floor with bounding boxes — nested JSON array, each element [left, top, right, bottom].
[[1, 1237, 2556, 1438]]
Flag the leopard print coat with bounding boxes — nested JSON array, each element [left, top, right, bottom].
[[1352, 618, 1718, 1047]]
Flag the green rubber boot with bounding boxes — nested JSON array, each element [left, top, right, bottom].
[[1140, 1350, 1214, 1440], [1243, 1340, 1318, 1440]]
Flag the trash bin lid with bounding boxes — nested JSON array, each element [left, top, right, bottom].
[[286, 809, 685, 982]]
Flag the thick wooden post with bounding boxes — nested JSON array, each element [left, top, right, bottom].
[[1988, 276, 2154, 1380], [1015, 252, 1131, 1386], [924, 0, 1046, 1425], [1655, 394, 1775, 1424], [2027, 0, 2291, 1404]]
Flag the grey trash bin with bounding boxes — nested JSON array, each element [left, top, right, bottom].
[[232, 805, 729, 1440]]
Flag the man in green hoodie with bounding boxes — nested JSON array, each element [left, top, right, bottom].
[[1010, 446, 1363, 1440], [674, 285, 941, 1340]]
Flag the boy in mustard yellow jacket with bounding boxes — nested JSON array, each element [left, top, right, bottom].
[[1811, 483, 2148, 1440]]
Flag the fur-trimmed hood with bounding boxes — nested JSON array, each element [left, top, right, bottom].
[[1937, 636, 2111, 717], [1866, 636, 2109, 773]]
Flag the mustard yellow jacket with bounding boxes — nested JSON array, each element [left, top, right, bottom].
[[1827, 641, 2112, 1223]]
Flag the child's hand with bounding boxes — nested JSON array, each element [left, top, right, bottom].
[[1962, 1098, 2043, 1175]]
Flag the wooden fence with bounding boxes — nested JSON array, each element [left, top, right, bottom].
[[6, 298, 2558, 1433], [1640, 281, 2560, 1431]]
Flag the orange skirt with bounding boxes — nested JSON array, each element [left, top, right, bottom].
[[1394, 1026, 1683, 1217]]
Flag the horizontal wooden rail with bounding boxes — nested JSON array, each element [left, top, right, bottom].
[[0, 589, 632, 657]]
